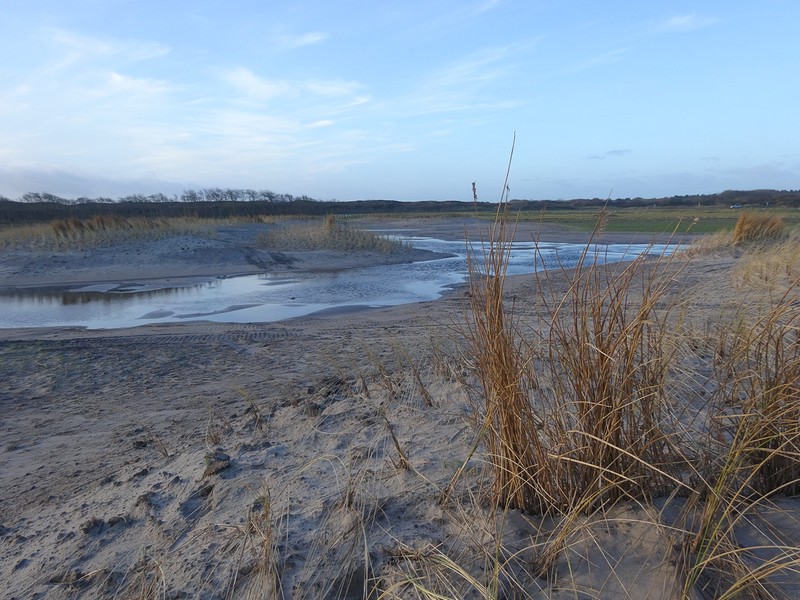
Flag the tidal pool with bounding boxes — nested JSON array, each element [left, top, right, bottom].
[[0, 237, 676, 330]]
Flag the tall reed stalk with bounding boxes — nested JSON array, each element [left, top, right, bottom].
[[464, 136, 547, 513]]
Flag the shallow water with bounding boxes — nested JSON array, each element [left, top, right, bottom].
[[0, 237, 675, 330]]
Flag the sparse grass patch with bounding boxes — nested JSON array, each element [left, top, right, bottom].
[[733, 212, 786, 245], [678, 287, 800, 596], [732, 237, 800, 293], [257, 214, 407, 253], [685, 229, 736, 255], [221, 485, 282, 599], [0, 215, 213, 250]]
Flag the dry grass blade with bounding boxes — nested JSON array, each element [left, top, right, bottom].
[[384, 415, 411, 470], [222, 486, 282, 600]]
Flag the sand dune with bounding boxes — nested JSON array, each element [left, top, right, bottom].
[[1, 217, 797, 598]]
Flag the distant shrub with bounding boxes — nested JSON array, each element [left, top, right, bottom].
[[732, 212, 785, 245], [257, 216, 406, 253]]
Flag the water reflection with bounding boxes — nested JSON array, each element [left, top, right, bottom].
[[0, 282, 217, 305], [0, 237, 679, 330]]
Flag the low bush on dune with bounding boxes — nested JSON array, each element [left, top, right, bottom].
[[257, 214, 407, 253]]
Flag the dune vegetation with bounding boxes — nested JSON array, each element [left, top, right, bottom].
[[257, 214, 409, 253], [0, 214, 216, 250], [417, 204, 800, 598]]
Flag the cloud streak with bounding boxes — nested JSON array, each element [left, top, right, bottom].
[[586, 149, 633, 160], [222, 67, 364, 101], [659, 13, 720, 32], [275, 31, 328, 49]]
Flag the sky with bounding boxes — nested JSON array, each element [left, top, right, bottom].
[[1, 1, 798, 202]]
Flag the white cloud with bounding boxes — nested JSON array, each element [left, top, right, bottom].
[[436, 46, 514, 86], [103, 72, 172, 96], [42, 28, 170, 74], [305, 79, 361, 96], [394, 45, 527, 116], [306, 120, 335, 129], [568, 47, 630, 73], [659, 13, 719, 32], [222, 67, 365, 102], [222, 67, 293, 100], [0, 84, 32, 112], [276, 31, 328, 49], [49, 28, 115, 59]]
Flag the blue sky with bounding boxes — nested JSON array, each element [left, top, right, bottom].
[[1, 1, 798, 201]]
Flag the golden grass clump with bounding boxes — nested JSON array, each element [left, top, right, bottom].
[[0, 215, 212, 250], [535, 240, 684, 510], [463, 196, 686, 516], [733, 212, 786, 245], [459, 197, 800, 594], [257, 215, 406, 253]]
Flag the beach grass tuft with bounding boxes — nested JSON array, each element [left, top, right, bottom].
[[733, 212, 786, 245], [257, 215, 407, 253]]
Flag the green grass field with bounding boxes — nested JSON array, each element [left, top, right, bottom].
[[362, 206, 800, 235], [509, 206, 800, 234]]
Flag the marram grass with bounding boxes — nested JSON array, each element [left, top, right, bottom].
[[257, 214, 407, 253]]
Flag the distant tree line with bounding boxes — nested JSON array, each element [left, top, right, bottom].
[[0, 188, 798, 225], [9, 188, 311, 205]]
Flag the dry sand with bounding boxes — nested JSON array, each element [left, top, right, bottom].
[[1, 217, 797, 598]]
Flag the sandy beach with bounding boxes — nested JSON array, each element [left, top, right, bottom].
[[1, 217, 797, 599]]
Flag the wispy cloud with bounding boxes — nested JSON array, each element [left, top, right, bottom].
[[586, 149, 632, 160], [102, 72, 172, 96], [222, 67, 293, 100], [44, 28, 170, 72], [436, 45, 516, 86], [397, 44, 527, 116], [305, 79, 362, 96], [468, 0, 503, 17], [275, 31, 328, 49], [659, 13, 719, 32], [222, 67, 364, 101], [566, 47, 630, 73]]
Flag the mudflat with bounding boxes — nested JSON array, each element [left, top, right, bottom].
[[1, 216, 797, 598]]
